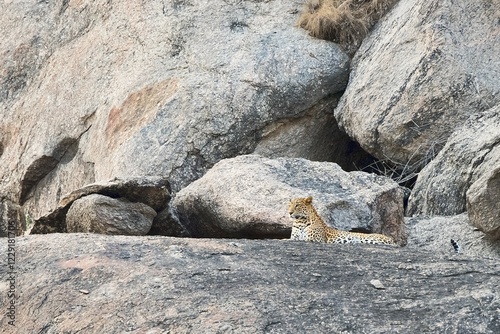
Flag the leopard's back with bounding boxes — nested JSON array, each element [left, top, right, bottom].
[[326, 228, 396, 245]]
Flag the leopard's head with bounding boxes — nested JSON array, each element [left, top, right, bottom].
[[288, 196, 314, 221]]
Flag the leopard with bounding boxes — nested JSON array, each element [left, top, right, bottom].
[[289, 196, 397, 246]]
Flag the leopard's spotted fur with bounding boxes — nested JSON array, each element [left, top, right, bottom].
[[289, 196, 397, 245]]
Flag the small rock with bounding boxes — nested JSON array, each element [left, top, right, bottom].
[[66, 194, 156, 235], [31, 176, 170, 234], [370, 279, 385, 290]]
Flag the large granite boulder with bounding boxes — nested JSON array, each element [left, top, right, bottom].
[[30, 177, 171, 234], [406, 214, 500, 259], [407, 105, 500, 217], [1, 234, 499, 333], [173, 155, 406, 244], [334, 0, 500, 173], [467, 166, 500, 240], [66, 194, 156, 235], [0, 0, 350, 234]]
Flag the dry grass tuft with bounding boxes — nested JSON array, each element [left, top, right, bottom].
[[297, 0, 398, 53]]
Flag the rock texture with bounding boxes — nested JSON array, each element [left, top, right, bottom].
[[173, 155, 405, 243], [1, 234, 499, 333], [406, 214, 500, 259], [30, 177, 171, 234], [0, 0, 350, 233], [66, 194, 156, 235], [467, 166, 500, 240], [407, 105, 500, 216], [335, 0, 500, 171], [253, 96, 377, 172], [0, 199, 24, 237]]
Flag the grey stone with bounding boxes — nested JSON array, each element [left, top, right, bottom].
[[1, 233, 499, 333], [406, 214, 500, 259], [0, 199, 25, 237], [66, 194, 156, 235], [408, 105, 500, 216], [335, 0, 500, 172], [254, 95, 376, 172], [467, 166, 500, 240], [254, 96, 341, 162], [173, 155, 406, 244], [370, 279, 386, 290], [149, 206, 191, 237], [58, 176, 171, 212], [30, 176, 170, 234], [0, 0, 350, 235]]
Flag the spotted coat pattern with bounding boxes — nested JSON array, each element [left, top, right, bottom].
[[289, 196, 397, 245]]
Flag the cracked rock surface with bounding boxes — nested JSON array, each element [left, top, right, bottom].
[[467, 166, 500, 240], [1, 234, 499, 333], [0, 0, 349, 233], [408, 105, 500, 220], [406, 213, 500, 258], [66, 194, 156, 235], [335, 0, 500, 169], [29, 177, 171, 234]]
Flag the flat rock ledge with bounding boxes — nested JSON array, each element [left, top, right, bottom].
[[1, 234, 499, 333]]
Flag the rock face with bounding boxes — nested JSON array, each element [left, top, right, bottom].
[[0, 199, 24, 237], [467, 166, 500, 240], [1, 234, 499, 333], [0, 0, 350, 231], [173, 155, 405, 244], [30, 177, 171, 234], [66, 194, 156, 235], [406, 214, 500, 259], [407, 106, 500, 217], [333, 0, 500, 247], [253, 96, 377, 173], [334, 0, 500, 171]]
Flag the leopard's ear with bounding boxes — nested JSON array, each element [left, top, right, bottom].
[[305, 196, 313, 204]]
